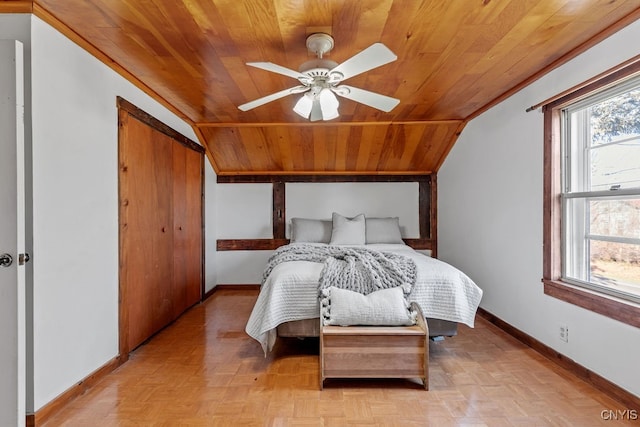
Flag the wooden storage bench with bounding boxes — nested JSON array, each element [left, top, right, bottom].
[[320, 302, 429, 390]]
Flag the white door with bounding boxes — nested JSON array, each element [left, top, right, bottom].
[[0, 40, 26, 427]]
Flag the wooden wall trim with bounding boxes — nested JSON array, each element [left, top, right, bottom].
[[216, 174, 437, 253], [273, 181, 285, 239], [198, 120, 462, 128], [429, 174, 438, 258], [217, 239, 289, 251], [418, 179, 430, 240], [116, 108, 131, 363], [543, 280, 640, 329], [530, 54, 640, 112], [477, 308, 640, 411], [199, 154, 206, 301], [117, 97, 204, 154], [400, 238, 435, 251], [210, 284, 261, 292], [28, 357, 122, 426], [546, 59, 640, 111], [0, 1, 33, 13], [217, 238, 435, 252], [542, 107, 562, 281], [217, 174, 432, 183]]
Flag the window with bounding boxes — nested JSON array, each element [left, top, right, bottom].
[[562, 82, 640, 303], [543, 62, 640, 327]]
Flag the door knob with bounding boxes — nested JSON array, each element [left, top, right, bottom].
[[0, 253, 13, 267]]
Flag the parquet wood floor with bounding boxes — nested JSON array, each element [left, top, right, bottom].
[[42, 289, 636, 426]]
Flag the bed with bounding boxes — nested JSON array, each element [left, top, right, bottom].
[[245, 214, 483, 354]]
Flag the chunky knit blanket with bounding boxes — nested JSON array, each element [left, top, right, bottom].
[[263, 244, 417, 296]]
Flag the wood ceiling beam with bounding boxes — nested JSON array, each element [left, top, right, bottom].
[[0, 1, 33, 13], [195, 120, 464, 128]]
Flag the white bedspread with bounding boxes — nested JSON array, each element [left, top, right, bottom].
[[245, 243, 483, 353]]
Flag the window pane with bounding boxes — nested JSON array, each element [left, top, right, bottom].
[[590, 240, 640, 296], [564, 197, 588, 282], [590, 137, 640, 191], [590, 88, 640, 147], [564, 196, 640, 299], [590, 198, 640, 239]]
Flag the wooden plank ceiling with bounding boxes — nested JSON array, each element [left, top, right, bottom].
[[6, 0, 640, 175]]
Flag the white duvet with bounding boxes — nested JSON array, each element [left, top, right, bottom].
[[245, 243, 483, 353]]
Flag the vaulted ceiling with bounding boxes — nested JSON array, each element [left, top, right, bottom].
[[5, 0, 640, 175]]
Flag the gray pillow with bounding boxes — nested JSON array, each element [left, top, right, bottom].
[[321, 286, 415, 326], [330, 212, 366, 245], [365, 217, 404, 244], [290, 218, 332, 243]]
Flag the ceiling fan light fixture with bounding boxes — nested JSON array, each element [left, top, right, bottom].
[[319, 89, 339, 120], [309, 99, 323, 122], [294, 89, 339, 121], [293, 93, 313, 118]]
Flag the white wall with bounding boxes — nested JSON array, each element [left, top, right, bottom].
[[216, 184, 274, 239], [438, 20, 640, 397], [28, 15, 210, 411], [216, 182, 420, 284], [286, 182, 419, 238]]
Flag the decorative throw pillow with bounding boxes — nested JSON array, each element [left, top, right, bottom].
[[320, 286, 415, 326], [329, 212, 366, 245], [365, 217, 404, 244], [290, 218, 332, 243]]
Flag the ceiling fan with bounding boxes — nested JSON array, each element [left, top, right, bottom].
[[238, 33, 400, 121]]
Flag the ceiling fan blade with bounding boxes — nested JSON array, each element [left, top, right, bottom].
[[246, 62, 307, 80], [330, 43, 397, 81], [238, 86, 309, 111], [333, 85, 400, 112]]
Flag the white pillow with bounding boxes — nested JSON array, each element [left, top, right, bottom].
[[321, 286, 415, 326], [290, 218, 332, 243], [365, 217, 404, 244], [330, 212, 366, 245]]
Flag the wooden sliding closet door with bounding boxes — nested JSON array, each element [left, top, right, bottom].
[[171, 142, 204, 320], [118, 99, 204, 355], [121, 115, 173, 349]]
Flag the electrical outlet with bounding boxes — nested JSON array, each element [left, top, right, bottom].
[[559, 324, 569, 343]]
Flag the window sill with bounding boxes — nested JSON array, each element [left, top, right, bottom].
[[543, 279, 640, 329]]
